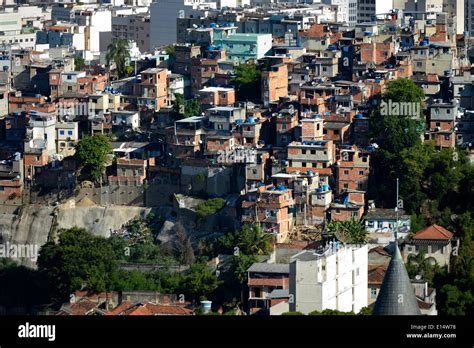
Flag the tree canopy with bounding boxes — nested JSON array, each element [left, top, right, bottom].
[[37, 227, 118, 302], [171, 93, 201, 119], [231, 63, 261, 102], [74, 134, 112, 182], [326, 219, 368, 244], [106, 39, 130, 78]]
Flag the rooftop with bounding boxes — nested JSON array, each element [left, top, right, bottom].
[[412, 224, 454, 241]]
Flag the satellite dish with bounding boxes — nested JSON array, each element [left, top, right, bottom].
[[415, 275, 422, 280]]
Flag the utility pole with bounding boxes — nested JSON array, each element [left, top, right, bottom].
[[395, 178, 399, 245]]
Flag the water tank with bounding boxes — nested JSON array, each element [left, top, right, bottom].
[[323, 184, 329, 191], [201, 300, 212, 314], [279, 184, 285, 191]]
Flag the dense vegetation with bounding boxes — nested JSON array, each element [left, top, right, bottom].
[[74, 134, 112, 182], [171, 93, 201, 119], [369, 78, 474, 315], [231, 63, 261, 102]]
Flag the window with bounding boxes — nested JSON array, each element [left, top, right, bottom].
[[377, 221, 383, 228], [302, 149, 307, 154], [344, 169, 349, 175], [68, 130, 73, 136], [302, 162, 306, 167], [67, 75, 72, 80], [344, 183, 349, 188], [370, 288, 377, 299], [359, 170, 364, 176], [310, 150, 316, 155], [254, 288, 261, 298], [59, 130, 65, 135], [335, 209, 341, 214]]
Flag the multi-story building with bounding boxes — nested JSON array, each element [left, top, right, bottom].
[[112, 13, 150, 53], [138, 68, 168, 111], [0, 153, 23, 205], [403, 224, 457, 270], [247, 263, 289, 314], [426, 101, 458, 148], [241, 184, 295, 243], [213, 33, 273, 64], [56, 122, 79, 157], [322, 0, 358, 26], [289, 244, 368, 314], [150, 0, 209, 48], [198, 87, 235, 108], [357, 0, 395, 24], [336, 146, 370, 194], [286, 140, 335, 174], [261, 63, 288, 107]]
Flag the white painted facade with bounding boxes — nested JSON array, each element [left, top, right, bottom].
[[289, 244, 368, 314], [150, 0, 210, 48]]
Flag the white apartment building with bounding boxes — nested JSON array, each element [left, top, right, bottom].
[[73, 7, 112, 58], [289, 244, 368, 314], [442, 0, 465, 34], [323, 0, 358, 26], [27, 112, 57, 156], [150, 0, 213, 48], [393, 0, 444, 15]]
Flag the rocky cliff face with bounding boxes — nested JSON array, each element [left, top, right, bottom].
[[0, 200, 151, 268]]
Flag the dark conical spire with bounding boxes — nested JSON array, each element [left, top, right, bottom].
[[373, 245, 421, 315]]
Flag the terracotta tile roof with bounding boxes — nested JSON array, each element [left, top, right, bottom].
[[417, 299, 434, 310], [126, 305, 154, 316], [144, 303, 194, 315], [108, 302, 194, 316], [248, 278, 287, 287], [369, 246, 391, 257], [105, 301, 134, 316], [57, 299, 99, 315], [368, 265, 387, 285], [413, 224, 454, 241]]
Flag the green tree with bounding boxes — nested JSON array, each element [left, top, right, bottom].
[[106, 39, 130, 78], [326, 219, 368, 244], [357, 306, 373, 315], [74, 134, 112, 182], [195, 198, 226, 222], [370, 78, 425, 153], [37, 227, 118, 302], [207, 224, 273, 257], [171, 93, 201, 119], [183, 262, 222, 301], [74, 57, 85, 70], [438, 284, 474, 315], [231, 63, 261, 102]]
